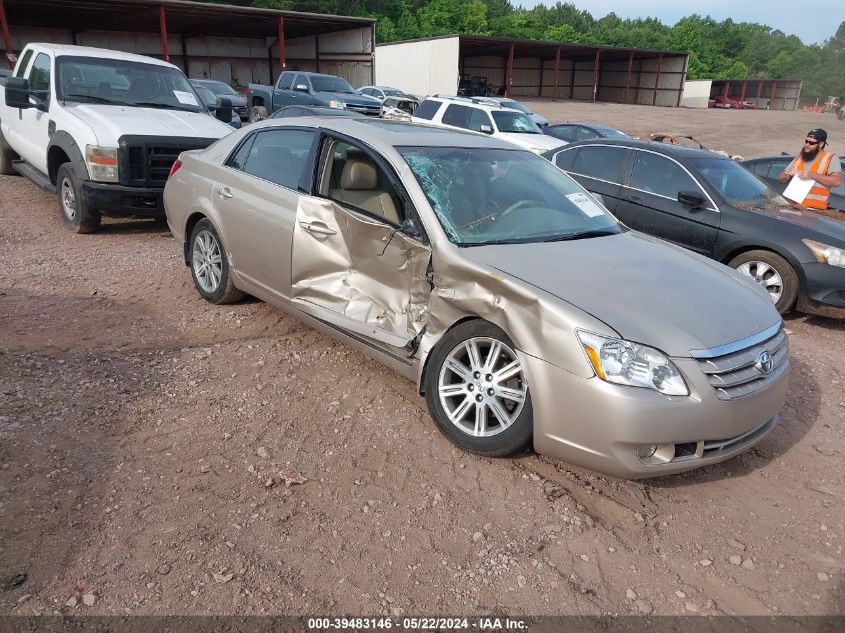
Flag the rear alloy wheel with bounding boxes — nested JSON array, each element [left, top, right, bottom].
[[249, 105, 268, 123], [189, 219, 244, 304], [728, 250, 798, 314], [56, 164, 101, 233], [425, 320, 532, 457]]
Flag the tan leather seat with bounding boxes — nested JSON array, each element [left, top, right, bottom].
[[329, 157, 400, 225]]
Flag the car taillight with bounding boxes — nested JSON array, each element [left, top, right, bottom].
[[168, 160, 182, 179]]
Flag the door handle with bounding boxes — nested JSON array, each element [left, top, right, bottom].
[[216, 187, 233, 200], [300, 220, 337, 237]]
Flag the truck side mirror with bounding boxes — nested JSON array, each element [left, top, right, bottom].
[[215, 97, 233, 123], [294, 84, 309, 93], [4, 77, 34, 110]]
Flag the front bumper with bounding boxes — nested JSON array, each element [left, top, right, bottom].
[[83, 181, 164, 218], [798, 262, 845, 318], [524, 353, 790, 479]]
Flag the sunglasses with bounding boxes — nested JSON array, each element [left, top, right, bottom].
[[804, 139, 820, 145]]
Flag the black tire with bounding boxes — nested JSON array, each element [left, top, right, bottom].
[[56, 163, 101, 233], [0, 127, 19, 176], [728, 249, 799, 315], [188, 218, 244, 304], [424, 320, 533, 457]]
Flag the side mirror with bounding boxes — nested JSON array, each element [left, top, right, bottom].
[[4, 76, 34, 109], [401, 217, 423, 238], [215, 97, 233, 123], [479, 124, 493, 134], [294, 84, 309, 93], [678, 190, 706, 208]]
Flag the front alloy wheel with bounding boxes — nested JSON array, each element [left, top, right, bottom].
[[728, 250, 799, 314], [438, 337, 527, 437], [425, 320, 533, 457]]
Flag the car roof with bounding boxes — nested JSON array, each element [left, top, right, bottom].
[[287, 71, 345, 79], [425, 95, 525, 113], [256, 118, 523, 150], [552, 122, 621, 131], [28, 43, 176, 68], [557, 138, 726, 160]]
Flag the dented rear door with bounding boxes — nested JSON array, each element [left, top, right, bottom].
[[291, 196, 432, 351]]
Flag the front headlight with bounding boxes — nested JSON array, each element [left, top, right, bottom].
[[802, 239, 845, 268], [85, 145, 119, 183], [577, 331, 689, 396], [327, 100, 345, 109]]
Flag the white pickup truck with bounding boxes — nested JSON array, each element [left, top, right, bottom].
[[0, 43, 234, 232]]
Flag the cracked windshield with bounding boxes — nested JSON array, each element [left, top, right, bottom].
[[400, 147, 622, 246]]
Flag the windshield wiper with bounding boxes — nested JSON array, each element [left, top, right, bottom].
[[542, 229, 619, 242], [133, 102, 198, 112], [459, 237, 541, 247], [64, 94, 130, 106]]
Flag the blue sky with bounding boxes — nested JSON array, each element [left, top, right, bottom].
[[513, 1, 842, 45]]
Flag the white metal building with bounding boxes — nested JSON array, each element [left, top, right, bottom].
[[1, 0, 375, 89], [376, 35, 689, 106]]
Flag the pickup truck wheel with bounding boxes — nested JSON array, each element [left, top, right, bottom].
[[249, 106, 268, 123], [0, 128, 19, 176], [189, 219, 244, 304], [56, 163, 101, 233]]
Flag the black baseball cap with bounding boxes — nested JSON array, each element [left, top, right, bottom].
[[807, 128, 827, 143]]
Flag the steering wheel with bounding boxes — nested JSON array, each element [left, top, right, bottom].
[[499, 199, 541, 218]]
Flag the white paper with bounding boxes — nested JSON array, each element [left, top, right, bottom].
[[566, 192, 606, 218], [782, 175, 814, 204], [173, 90, 199, 106]]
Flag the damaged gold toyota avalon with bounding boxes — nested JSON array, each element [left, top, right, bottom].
[[164, 118, 789, 479]]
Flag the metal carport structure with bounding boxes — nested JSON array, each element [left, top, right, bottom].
[[0, 0, 376, 88], [376, 35, 689, 107]]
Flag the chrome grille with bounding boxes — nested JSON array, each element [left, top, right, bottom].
[[345, 103, 381, 116], [696, 329, 788, 401]]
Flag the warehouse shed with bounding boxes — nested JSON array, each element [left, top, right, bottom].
[[709, 78, 802, 110], [376, 35, 689, 106], [0, 0, 375, 89]]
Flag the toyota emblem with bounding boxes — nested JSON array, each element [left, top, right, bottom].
[[755, 349, 774, 375]]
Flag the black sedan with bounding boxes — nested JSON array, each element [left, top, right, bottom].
[[190, 79, 249, 121], [544, 122, 629, 143], [544, 139, 845, 317], [742, 154, 845, 211]]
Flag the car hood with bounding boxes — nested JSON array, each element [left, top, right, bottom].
[[318, 92, 381, 107], [529, 113, 549, 126], [66, 104, 233, 147], [497, 132, 566, 153], [461, 231, 780, 357], [747, 206, 845, 244]]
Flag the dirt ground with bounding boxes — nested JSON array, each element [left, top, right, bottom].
[[1, 104, 843, 618]]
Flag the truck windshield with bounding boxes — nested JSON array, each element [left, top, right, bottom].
[[310, 76, 355, 94], [56, 56, 205, 113]]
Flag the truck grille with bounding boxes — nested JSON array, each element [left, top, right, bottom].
[[119, 135, 218, 189], [695, 328, 788, 401], [345, 103, 381, 116]]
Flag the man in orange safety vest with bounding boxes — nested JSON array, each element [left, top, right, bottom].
[[778, 128, 842, 209]]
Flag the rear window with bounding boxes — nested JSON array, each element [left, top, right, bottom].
[[278, 73, 294, 90], [414, 99, 441, 120]]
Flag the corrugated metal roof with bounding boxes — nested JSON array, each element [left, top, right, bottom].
[[2, 0, 375, 39]]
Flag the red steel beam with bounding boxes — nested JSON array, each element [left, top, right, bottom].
[[505, 43, 514, 98], [158, 4, 169, 62], [624, 50, 634, 103], [552, 46, 560, 101], [591, 49, 600, 102], [278, 16, 286, 73], [652, 53, 662, 106], [770, 81, 777, 109], [0, 0, 15, 70], [740, 80, 747, 101]]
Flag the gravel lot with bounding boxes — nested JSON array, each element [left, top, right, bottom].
[[1, 103, 843, 617]]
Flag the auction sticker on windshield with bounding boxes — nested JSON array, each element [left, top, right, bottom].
[[173, 90, 199, 106], [566, 192, 605, 217]]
